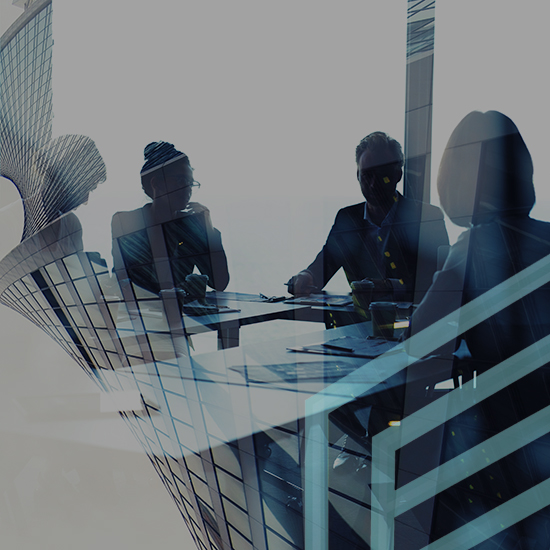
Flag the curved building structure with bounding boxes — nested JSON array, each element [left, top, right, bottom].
[[0, 0, 106, 241], [0, 218, 317, 550]]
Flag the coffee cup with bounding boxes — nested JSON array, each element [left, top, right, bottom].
[[369, 301, 397, 339]]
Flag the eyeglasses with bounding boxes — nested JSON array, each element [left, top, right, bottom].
[[162, 168, 201, 189], [169, 177, 201, 189]]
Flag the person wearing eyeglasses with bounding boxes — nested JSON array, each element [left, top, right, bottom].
[[111, 141, 229, 296], [287, 132, 448, 305]]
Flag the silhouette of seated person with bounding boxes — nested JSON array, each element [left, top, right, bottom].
[[410, 112, 550, 365], [334, 112, 550, 546], [111, 142, 229, 299], [287, 132, 448, 306]]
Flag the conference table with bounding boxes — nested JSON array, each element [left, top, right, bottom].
[[113, 289, 434, 550], [186, 318, 407, 446], [186, 291, 401, 348], [181, 291, 316, 349], [115, 291, 307, 350], [178, 291, 409, 349], [185, 319, 410, 550], [117, 290, 364, 350]]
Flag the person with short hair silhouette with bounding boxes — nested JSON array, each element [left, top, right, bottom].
[[287, 132, 448, 304]]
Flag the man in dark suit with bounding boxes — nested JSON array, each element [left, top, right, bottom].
[[287, 132, 448, 303]]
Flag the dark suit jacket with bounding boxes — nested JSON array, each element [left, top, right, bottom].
[[404, 219, 550, 546], [112, 203, 229, 295], [305, 194, 449, 302], [411, 215, 550, 363]]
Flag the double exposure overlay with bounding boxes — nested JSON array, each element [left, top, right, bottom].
[[2, 1, 550, 549], [0, 0, 105, 240]]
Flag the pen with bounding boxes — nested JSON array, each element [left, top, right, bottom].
[[260, 293, 287, 303], [322, 343, 354, 353]]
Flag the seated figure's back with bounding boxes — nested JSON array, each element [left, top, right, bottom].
[[411, 111, 549, 367], [463, 216, 550, 364]]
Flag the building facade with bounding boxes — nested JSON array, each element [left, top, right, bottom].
[[2, 1, 550, 550]]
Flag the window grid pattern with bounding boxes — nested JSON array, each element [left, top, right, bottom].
[[0, 213, 333, 549], [0, 0, 106, 241], [407, 0, 435, 59]]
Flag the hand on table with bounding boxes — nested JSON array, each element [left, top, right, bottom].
[[286, 271, 316, 296]]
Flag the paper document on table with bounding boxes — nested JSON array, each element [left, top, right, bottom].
[[230, 360, 366, 383], [287, 336, 397, 358], [284, 296, 353, 307], [182, 302, 241, 316]]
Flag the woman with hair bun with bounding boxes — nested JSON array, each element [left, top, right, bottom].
[[111, 141, 229, 296]]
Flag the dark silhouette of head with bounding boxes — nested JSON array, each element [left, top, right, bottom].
[[356, 132, 404, 208], [355, 132, 403, 167], [438, 111, 535, 227], [140, 141, 192, 200]]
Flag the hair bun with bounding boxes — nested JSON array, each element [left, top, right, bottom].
[[144, 141, 176, 160], [144, 142, 160, 159], [141, 141, 187, 174]]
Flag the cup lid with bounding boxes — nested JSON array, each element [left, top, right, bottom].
[[369, 301, 396, 310], [351, 280, 375, 290]]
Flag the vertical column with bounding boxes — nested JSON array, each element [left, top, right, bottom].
[[403, 0, 436, 203]]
